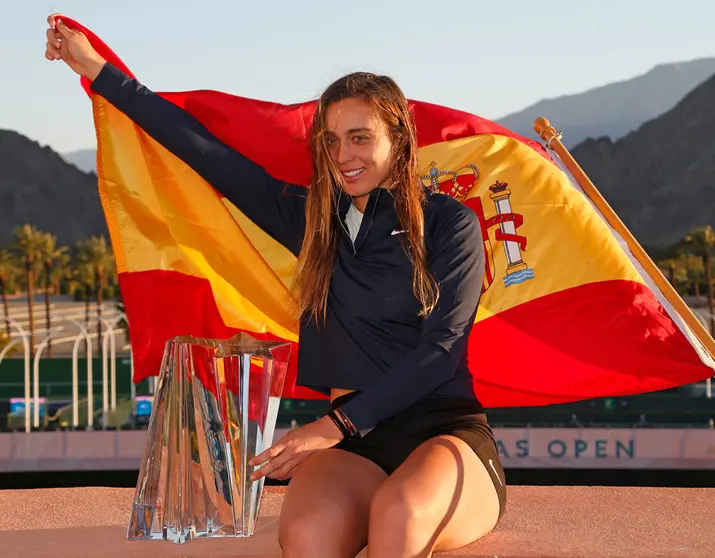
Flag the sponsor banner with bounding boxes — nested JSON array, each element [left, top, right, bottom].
[[493, 427, 715, 469], [0, 430, 148, 472], [0, 428, 714, 472]]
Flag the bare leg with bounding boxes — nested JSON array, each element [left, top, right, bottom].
[[366, 435, 501, 558], [279, 448, 387, 558]]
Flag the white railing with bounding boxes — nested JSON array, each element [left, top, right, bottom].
[[0, 338, 21, 362], [61, 315, 94, 429], [0, 311, 135, 431], [4, 317, 32, 432], [33, 332, 56, 428], [99, 313, 125, 415]]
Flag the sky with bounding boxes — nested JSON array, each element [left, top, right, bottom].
[[3, 0, 714, 154]]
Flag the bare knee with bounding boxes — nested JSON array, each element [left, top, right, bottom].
[[279, 451, 378, 558], [278, 512, 323, 557], [369, 482, 429, 542], [279, 506, 364, 558], [278, 449, 384, 557]]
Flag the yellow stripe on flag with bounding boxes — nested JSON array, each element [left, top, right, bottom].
[[417, 135, 646, 322], [93, 96, 299, 340]]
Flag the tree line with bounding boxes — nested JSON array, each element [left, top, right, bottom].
[[647, 225, 715, 334], [0, 224, 117, 356]]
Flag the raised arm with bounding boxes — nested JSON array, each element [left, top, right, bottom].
[[89, 63, 307, 254], [46, 16, 306, 255]]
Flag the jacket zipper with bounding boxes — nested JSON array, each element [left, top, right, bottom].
[[336, 189, 381, 257], [336, 190, 356, 255], [355, 190, 380, 257]]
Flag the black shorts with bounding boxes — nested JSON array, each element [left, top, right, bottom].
[[332, 392, 507, 521]]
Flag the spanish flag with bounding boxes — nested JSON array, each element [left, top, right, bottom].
[[67, 17, 715, 406]]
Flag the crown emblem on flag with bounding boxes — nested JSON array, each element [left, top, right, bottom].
[[421, 159, 535, 291], [489, 180, 509, 193], [421, 161, 481, 202]]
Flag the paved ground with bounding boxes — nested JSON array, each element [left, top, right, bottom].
[[2, 295, 129, 357], [0, 485, 712, 557]]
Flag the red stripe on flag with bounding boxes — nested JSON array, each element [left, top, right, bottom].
[[470, 280, 710, 408], [118, 270, 324, 399]]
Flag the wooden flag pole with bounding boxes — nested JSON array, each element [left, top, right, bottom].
[[533, 117, 715, 360]]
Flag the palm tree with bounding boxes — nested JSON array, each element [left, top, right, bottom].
[[0, 249, 18, 336], [40, 234, 69, 357], [653, 242, 683, 289], [684, 254, 705, 298], [50, 252, 72, 296], [658, 257, 679, 287], [12, 225, 45, 349], [680, 225, 715, 335], [76, 236, 115, 355]]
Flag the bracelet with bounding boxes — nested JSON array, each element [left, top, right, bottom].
[[332, 408, 359, 438], [327, 410, 351, 439]]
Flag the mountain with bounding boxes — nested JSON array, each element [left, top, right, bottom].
[[0, 130, 107, 247], [497, 58, 715, 148], [570, 71, 715, 248], [62, 149, 97, 174], [4, 62, 714, 252]]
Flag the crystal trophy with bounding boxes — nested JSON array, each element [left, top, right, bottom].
[[127, 332, 292, 543]]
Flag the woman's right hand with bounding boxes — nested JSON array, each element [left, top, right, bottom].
[[45, 14, 106, 81]]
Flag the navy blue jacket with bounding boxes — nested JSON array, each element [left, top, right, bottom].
[[91, 63, 486, 433]]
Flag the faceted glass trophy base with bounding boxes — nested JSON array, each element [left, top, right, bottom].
[[127, 333, 291, 543]]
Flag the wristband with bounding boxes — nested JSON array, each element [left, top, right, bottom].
[[327, 410, 351, 439], [332, 408, 359, 438]]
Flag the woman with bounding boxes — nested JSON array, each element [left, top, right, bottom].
[[45, 14, 506, 557]]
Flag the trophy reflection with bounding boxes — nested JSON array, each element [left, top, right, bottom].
[[127, 333, 291, 543]]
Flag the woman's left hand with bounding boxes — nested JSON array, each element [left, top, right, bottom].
[[249, 416, 344, 481]]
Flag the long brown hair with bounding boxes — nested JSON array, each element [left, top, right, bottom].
[[292, 72, 439, 326]]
